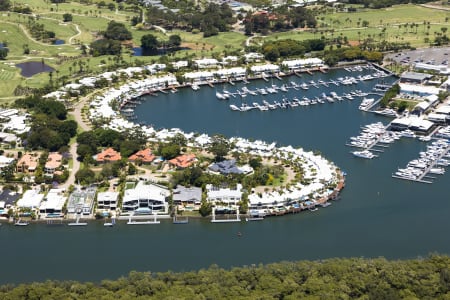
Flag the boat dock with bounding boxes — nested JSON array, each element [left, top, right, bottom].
[[392, 139, 450, 184], [210, 207, 241, 223]]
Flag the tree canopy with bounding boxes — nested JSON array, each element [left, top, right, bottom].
[[2, 255, 450, 299]]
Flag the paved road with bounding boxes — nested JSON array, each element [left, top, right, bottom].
[[61, 95, 92, 189]]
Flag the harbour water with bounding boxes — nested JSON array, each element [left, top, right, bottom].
[[2, 67, 450, 284]]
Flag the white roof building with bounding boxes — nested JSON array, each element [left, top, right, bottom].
[[194, 58, 219, 69], [206, 184, 243, 207], [250, 64, 280, 74], [184, 71, 215, 83], [17, 189, 44, 209], [122, 181, 170, 214], [172, 60, 189, 69], [399, 83, 441, 96], [97, 191, 119, 211], [244, 52, 264, 63], [282, 58, 324, 70], [214, 67, 247, 79], [39, 189, 66, 216]]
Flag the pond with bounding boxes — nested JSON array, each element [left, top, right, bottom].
[[53, 39, 65, 45], [16, 61, 55, 77]]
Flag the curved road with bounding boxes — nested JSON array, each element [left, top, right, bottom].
[[61, 95, 92, 189]]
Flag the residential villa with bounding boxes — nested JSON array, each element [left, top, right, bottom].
[[122, 181, 170, 214], [169, 154, 197, 169], [16, 188, 45, 211], [39, 189, 66, 218], [44, 152, 63, 175], [128, 148, 155, 164], [206, 184, 243, 208], [172, 185, 202, 211], [94, 148, 122, 163], [97, 191, 119, 212], [16, 153, 39, 174], [67, 187, 96, 215]]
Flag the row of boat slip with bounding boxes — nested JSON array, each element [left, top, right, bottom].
[[228, 91, 371, 112], [393, 139, 450, 183], [347, 123, 414, 159], [216, 72, 390, 100], [344, 64, 375, 72]]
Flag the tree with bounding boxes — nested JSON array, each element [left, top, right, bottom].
[[62, 13, 72, 22], [208, 134, 230, 161], [168, 35, 181, 48], [0, 0, 10, 11], [104, 21, 132, 40], [75, 168, 95, 185], [141, 34, 159, 53], [0, 48, 7, 60]]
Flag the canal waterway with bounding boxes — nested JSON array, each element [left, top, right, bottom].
[[2, 67, 450, 284]]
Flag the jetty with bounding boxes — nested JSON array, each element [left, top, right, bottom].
[[127, 213, 160, 225], [68, 215, 87, 226], [211, 207, 241, 223]]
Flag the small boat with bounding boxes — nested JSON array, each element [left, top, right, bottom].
[[245, 217, 264, 221], [173, 216, 189, 224], [191, 84, 200, 91], [352, 150, 376, 159], [14, 219, 29, 226], [229, 104, 240, 111], [237, 232, 242, 237], [104, 222, 114, 227]]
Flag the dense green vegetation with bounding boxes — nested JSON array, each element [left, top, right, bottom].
[[15, 96, 77, 151], [2, 255, 450, 299]]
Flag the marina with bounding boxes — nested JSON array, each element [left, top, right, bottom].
[[4, 65, 450, 284]]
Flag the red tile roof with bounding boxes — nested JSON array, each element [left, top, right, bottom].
[[96, 148, 122, 162], [169, 154, 197, 168], [128, 148, 155, 163]]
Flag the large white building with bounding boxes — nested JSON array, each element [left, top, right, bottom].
[[16, 189, 45, 210], [122, 181, 170, 214], [39, 189, 66, 217], [206, 184, 243, 208], [97, 191, 119, 211]]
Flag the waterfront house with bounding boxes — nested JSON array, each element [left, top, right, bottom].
[[128, 148, 155, 164], [122, 181, 170, 214], [39, 189, 66, 218], [172, 185, 202, 210], [183, 71, 215, 84], [250, 64, 280, 76], [44, 152, 63, 176], [168, 154, 197, 169], [282, 58, 324, 71], [94, 148, 122, 163], [16, 153, 39, 174], [97, 191, 119, 211], [16, 188, 44, 211], [0, 189, 20, 211], [67, 187, 96, 215], [214, 67, 247, 81], [206, 184, 243, 208]]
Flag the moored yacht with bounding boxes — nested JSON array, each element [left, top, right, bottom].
[[352, 150, 376, 159]]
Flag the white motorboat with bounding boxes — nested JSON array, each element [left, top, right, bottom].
[[352, 150, 376, 159]]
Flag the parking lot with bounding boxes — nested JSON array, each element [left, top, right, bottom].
[[385, 47, 450, 66]]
